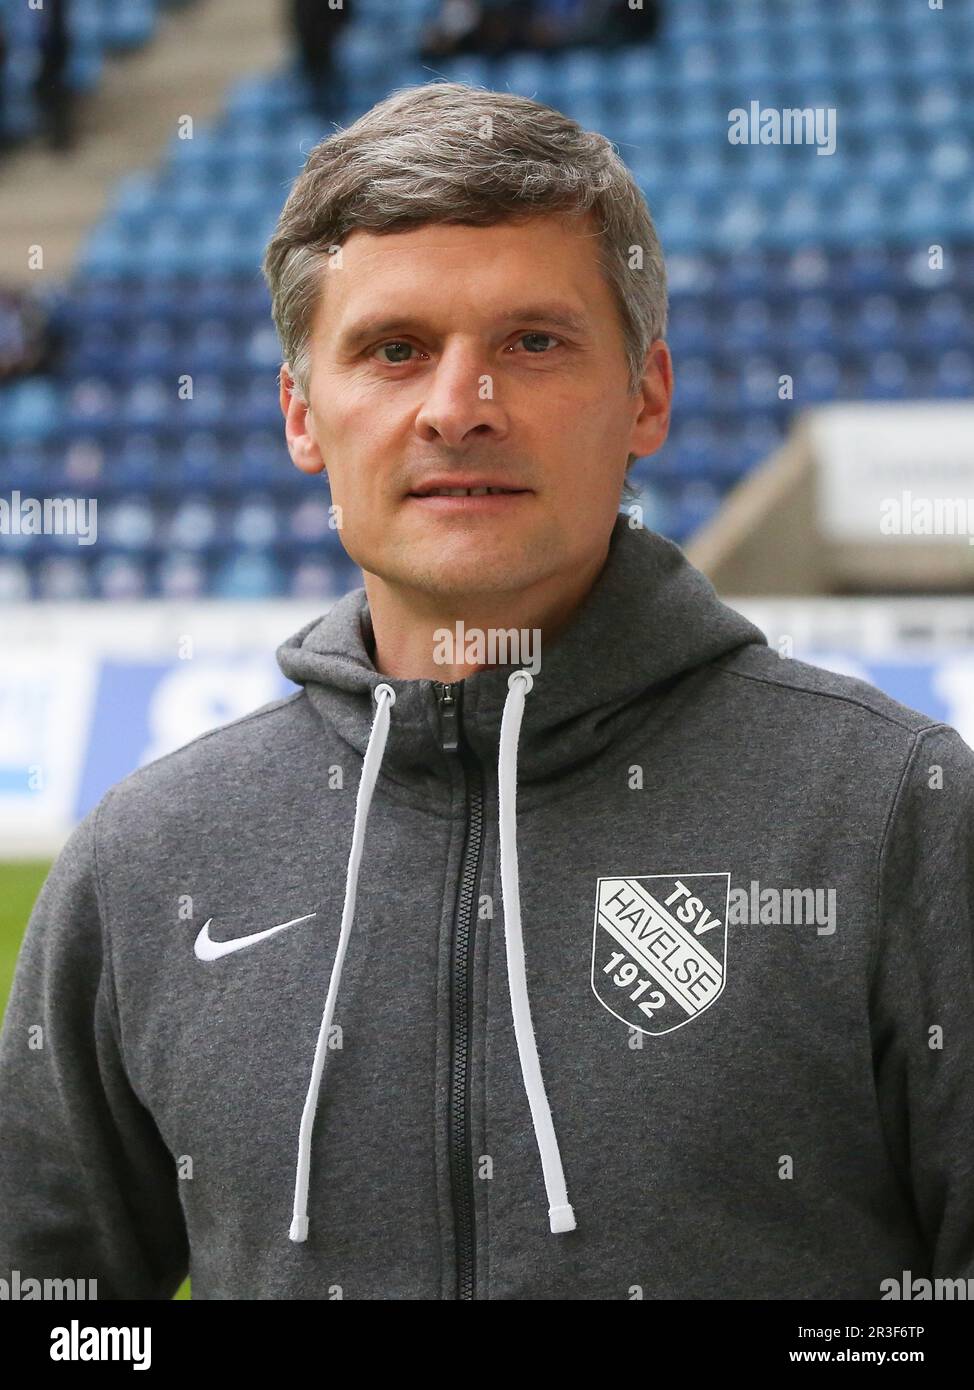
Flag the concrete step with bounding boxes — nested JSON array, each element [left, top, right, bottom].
[[0, 0, 289, 285]]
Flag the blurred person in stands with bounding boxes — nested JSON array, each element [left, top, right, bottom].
[[584, 0, 662, 46], [419, 0, 480, 58], [0, 17, 8, 155], [524, 0, 589, 50], [34, 0, 74, 151], [420, 1, 524, 59], [0, 287, 51, 380], [291, 0, 351, 122], [421, 0, 661, 58], [527, 0, 663, 49]]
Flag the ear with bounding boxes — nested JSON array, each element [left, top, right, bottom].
[[627, 340, 673, 460], [279, 364, 327, 475]]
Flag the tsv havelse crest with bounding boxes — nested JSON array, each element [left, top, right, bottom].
[[592, 874, 730, 1036]]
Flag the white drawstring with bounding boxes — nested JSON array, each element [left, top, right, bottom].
[[288, 670, 575, 1243], [498, 671, 576, 1234], [289, 681, 396, 1243]]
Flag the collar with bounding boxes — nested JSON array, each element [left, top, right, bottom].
[[276, 514, 767, 788]]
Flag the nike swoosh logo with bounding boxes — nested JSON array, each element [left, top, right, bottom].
[[194, 912, 317, 962]]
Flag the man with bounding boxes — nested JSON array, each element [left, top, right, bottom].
[[290, 0, 351, 123], [33, 0, 75, 153], [1, 82, 972, 1301]]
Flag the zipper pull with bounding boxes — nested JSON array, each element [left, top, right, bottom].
[[437, 682, 459, 752]]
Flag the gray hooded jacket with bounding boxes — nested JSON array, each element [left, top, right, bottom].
[[2, 514, 973, 1300]]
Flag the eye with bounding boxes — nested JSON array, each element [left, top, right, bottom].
[[508, 332, 562, 355], [371, 341, 421, 365]]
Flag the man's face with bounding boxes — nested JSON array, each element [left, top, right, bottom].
[[280, 212, 672, 603]]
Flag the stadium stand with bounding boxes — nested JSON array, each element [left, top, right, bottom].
[[0, 0, 202, 148], [0, 0, 972, 599]]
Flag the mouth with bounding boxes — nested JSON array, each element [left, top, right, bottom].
[[406, 485, 532, 509]]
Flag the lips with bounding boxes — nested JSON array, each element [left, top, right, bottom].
[[405, 488, 532, 511], [409, 486, 527, 497], [407, 480, 530, 497]]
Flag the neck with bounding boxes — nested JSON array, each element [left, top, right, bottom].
[[362, 545, 610, 683]]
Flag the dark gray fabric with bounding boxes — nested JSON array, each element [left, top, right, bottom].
[[2, 515, 972, 1299]]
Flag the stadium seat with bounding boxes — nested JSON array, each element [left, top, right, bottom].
[[3, 0, 974, 592]]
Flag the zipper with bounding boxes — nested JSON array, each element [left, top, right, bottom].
[[436, 680, 484, 1301]]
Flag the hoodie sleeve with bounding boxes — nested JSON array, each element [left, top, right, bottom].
[[870, 722, 974, 1280], [0, 801, 189, 1300]]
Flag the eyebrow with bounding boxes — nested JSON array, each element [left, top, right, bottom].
[[335, 304, 592, 352]]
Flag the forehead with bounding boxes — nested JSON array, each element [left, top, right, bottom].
[[310, 211, 615, 340]]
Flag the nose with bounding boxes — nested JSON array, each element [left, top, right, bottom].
[[414, 341, 509, 449]]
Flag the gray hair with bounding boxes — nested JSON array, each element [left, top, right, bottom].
[[261, 80, 668, 501]]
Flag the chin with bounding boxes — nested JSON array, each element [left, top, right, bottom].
[[417, 553, 538, 598]]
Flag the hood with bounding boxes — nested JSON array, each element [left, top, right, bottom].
[[277, 513, 768, 789], [275, 515, 768, 1246]]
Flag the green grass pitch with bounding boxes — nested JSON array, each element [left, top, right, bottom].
[[1, 861, 190, 1300]]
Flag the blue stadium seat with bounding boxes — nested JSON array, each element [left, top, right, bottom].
[[1, 380, 64, 442], [167, 496, 218, 550], [158, 552, 210, 600], [37, 556, 91, 600], [288, 557, 345, 600], [932, 349, 974, 397], [94, 554, 150, 600], [0, 559, 32, 601], [232, 496, 279, 548], [213, 551, 285, 598], [5, 0, 974, 579], [117, 433, 164, 487]]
